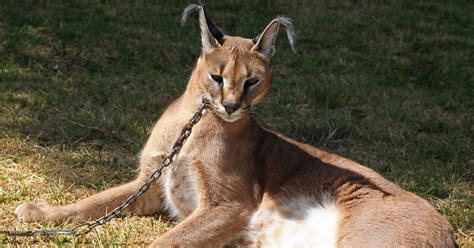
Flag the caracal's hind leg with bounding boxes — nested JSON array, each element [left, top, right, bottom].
[[15, 154, 165, 224]]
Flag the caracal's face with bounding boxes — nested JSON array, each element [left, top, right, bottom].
[[199, 36, 272, 122]]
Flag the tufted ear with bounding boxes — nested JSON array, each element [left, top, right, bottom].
[[181, 3, 224, 53], [251, 16, 296, 60]]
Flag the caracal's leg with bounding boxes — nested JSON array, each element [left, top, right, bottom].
[[15, 154, 165, 224], [150, 161, 254, 247], [15, 178, 163, 224]]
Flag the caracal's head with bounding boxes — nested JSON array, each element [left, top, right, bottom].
[[182, 4, 296, 122]]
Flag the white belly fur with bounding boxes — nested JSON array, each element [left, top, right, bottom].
[[244, 197, 340, 247], [162, 156, 200, 220]]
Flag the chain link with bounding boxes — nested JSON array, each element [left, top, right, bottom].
[[0, 99, 212, 237]]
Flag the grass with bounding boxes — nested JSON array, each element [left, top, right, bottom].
[[0, 0, 472, 246]]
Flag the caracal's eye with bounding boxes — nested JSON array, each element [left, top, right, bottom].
[[210, 74, 223, 86], [244, 78, 260, 91]]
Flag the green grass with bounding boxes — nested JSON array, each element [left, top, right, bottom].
[[0, 0, 472, 246]]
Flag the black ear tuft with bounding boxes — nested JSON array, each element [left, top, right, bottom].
[[252, 16, 296, 48], [251, 16, 296, 59], [181, 4, 201, 26], [181, 2, 224, 44], [274, 16, 296, 53]]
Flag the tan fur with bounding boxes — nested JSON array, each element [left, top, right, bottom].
[[15, 5, 455, 248]]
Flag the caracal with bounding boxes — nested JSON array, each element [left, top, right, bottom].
[[15, 4, 455, 247]]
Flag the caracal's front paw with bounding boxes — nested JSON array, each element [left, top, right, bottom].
[[15, 202, 52, 223]]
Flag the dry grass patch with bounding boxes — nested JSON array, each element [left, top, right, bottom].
[[0, 138, 172, 246]]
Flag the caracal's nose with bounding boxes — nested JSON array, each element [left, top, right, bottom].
[[222, 102, 240, 114]]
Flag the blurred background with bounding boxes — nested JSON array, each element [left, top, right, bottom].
[[0, 0, 472, 246]]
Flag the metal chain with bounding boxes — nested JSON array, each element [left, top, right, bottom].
[[0, 99, 212, 237]]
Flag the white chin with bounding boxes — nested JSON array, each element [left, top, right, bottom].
[[217, 112, 241, 122]]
